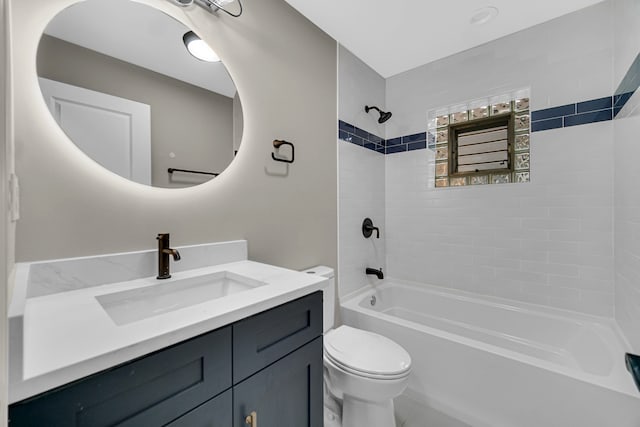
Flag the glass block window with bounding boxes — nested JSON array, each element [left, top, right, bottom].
[[449, 114, 513, 175], [428, 89, 530, 188]]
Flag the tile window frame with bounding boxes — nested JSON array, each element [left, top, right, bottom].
[[448, 113, 515, 178]]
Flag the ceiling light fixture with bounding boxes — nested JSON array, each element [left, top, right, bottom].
[[171, 0, 194, 6], [183, 31, 220, 62], [169, 0, 243, 17], [470, 6, 499, 26]]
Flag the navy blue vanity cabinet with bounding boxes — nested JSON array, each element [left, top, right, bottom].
[[8, 326, 232, 426], [233, 291, 323, 383], [165, 390, 232, 427], [233, 337, 323, 427], [233, 291, 323, 427], [9, 290, 323, 427]]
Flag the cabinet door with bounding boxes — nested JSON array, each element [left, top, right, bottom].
[[233, 337, 322, 427], [9, 327, 231, 427], [166, 390, 232, 427]]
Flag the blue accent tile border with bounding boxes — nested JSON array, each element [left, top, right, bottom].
[[342, 55, 639, 149], [525, 52, 640, 131], [530, 51, 639, 130], [341, 51, 640, 150], [531, 117, 562, 132], [564, 109, 612, 127], [577, 97, 612, 113], [403, 132, 427, 143], [386, 145, 407, 154], [530, 96, 614, 133], [408, 140, 427, 151], [385, 137, 402, 147], [338, 120, 428, 154], [338, 121, 386, 153], [531, 104, 575, 122]]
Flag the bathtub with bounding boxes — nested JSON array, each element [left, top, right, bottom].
[[340, 280, 640, 427]]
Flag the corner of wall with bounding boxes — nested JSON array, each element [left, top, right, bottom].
[[338, 45, 387, 299], [1, 0, 12, 423], [612, 0, 640, 352]]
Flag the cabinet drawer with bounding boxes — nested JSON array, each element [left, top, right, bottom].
[[9, 326, 232, 427], [233, 291, 322, 383], [166, 390, 232, 427]]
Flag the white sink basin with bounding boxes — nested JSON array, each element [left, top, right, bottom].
[[9, 241, 331, 404], [96, 271, 266, 325]]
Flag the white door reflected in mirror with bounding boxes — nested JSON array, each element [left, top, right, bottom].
[[36, 0, 243, 189], [40, 78, 152, 185]]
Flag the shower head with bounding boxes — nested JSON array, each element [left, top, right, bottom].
[[378, 110, 392, 124], [365, 105, 392, 124]]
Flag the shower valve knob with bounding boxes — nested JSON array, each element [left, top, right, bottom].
[[362, 218, 380, 239]]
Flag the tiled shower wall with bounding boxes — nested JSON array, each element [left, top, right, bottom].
[[338, 47, 386, 298], [613, 0, 640, 351], [386, 124, 614, 315], [383, 2, 615, 316]]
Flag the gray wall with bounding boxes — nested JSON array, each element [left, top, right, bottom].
[[37, 35, 234, 189], [613, 0, 640, 351], [233, 93, 243, 153], [11, 0, 337, 273]]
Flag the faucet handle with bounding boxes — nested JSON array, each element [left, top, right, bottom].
[[362, 218, 380, 239]]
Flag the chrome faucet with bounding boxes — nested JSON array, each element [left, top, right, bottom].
[[157, 233, 181, 279], [366, 267, 384, 280]]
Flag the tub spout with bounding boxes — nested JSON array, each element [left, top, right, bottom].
[[366, 267, 384, 280]]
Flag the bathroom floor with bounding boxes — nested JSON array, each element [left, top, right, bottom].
[[394, 394, 471, 427]]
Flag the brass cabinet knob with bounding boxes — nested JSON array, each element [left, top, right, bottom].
[[245, 410, 257, 427]]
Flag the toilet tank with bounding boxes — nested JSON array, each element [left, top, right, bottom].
[[302, 266, 335, 333]]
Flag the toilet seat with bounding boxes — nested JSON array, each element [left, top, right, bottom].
[[324, 326, 411, 380]]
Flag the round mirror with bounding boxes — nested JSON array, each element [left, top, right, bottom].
[[37, 0, 243, 188]]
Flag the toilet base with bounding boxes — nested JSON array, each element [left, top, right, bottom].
[[324, 405, 342, 427], [342, 395, 396, 427]]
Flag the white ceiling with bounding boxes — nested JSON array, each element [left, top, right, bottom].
[[44, 0, 237, 98], [283, 0, 605, 78]]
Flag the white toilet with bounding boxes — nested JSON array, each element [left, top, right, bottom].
[[304, 267, 412, 427]]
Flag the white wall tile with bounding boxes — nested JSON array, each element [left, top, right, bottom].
[[614, 95, 640, 349], [381, 2, 615, 316], [385, 123, 615, 316], [339, 2, 620, 317], [338, 141, 385, 297], [338, 46, 387, 298], [613, 0, 640, 86], [613, 0, 640, 351]]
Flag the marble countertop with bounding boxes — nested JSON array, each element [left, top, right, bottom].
[[9, 243, 328, 403]]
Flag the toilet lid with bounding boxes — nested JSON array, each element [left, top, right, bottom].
[[324, 326, 411, 378]]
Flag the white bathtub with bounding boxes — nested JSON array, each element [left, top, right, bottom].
[[340, 280, 640, 427]]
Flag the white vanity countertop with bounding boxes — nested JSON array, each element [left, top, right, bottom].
[[10, 260, 328, 403]]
